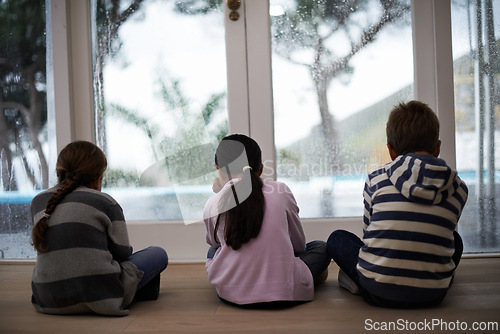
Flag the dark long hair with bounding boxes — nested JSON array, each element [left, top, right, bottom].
[[31, 141, 107, 253], [214, 134, 265, 250]]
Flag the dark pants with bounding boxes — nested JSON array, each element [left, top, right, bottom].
[[128, 246, 168, 301], [295, 240, 331, 284], [326, 229, 463, 308]]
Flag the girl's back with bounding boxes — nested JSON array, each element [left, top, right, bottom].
[[31, 186, 141, 316], [204, 179, 314, 305]]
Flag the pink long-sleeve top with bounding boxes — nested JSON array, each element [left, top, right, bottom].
[[203, 179, 314, 305]]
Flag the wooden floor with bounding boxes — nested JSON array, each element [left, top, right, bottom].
[[1, 258, 499, 333]]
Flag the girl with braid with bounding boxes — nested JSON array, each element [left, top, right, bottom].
[[203, 134, 331, 306], [31, 141, 168, 316]]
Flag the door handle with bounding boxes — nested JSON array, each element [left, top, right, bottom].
[[227, 0, 241, 21]]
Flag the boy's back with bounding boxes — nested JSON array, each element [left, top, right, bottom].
[[360, 152, 468, 303], [327, 100, 469, 308]]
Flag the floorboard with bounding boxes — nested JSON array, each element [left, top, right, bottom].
[[0, 258, 499, 333]]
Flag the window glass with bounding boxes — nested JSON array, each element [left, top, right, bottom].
[[0, 0, 50, 259], [270, 0, 413, 218], [92, 0, 228, 221], [451, 0, 499, 252]]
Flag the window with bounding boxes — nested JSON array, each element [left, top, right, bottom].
[[0, 0, 51, 259], [451, 0, 499, 253], [270, 0, 413, 218], [1, 0, 498, 260], [91, 0, 228, 221]]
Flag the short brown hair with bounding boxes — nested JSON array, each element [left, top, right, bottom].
[[386, 100, 440, 156]]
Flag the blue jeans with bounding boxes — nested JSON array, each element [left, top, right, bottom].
[[128, 246, 168, 299], [326, 230, 363, 287], [326, 229, 463, 308], [208, 240, 331, 284]]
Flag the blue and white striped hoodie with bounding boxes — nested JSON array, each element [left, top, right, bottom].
[[358, 153, 468, 302]]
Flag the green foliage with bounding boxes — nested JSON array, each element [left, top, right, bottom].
[[0, 0, 48, 190], [0, 0, 46, 66], [103, 169, 140, 188], [202, 92, 225, 124], [174, 0, 223, 15], [0, 0, 47, 115], [109, 103, 157, 140], [94, 0, 146, 62], [109, 74, 227, 185], [272, 0, 410, 69], [154, 75, 227, 154], [158, 78, 190, 112], [278, 149, 301, 167], [271, 0, 410, 170]]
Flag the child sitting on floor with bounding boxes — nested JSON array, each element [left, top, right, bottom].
[[31, 141, 168, 316], [327, 100, 468, 308], [203, 134, 331, 306]]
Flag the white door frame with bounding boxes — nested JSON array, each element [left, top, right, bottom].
[[49, 0, 458, 262], [225, 0, 276, 180]]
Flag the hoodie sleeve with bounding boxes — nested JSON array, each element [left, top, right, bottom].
[[363, 166, 388, 232], [363, 176, 374, 232]]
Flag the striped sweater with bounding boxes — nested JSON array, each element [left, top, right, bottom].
[[359, 153, 468, 302], [31, 186, 143, 316]]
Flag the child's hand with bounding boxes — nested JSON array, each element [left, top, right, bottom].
[[212, 177, 225, 193]]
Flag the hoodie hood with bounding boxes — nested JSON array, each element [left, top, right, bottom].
[[385, 153, 460, 205]]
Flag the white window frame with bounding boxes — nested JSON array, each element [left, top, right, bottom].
[[48, 0, 458, 262], [50, 0, 95, 151], [411, 0, 457, 168]]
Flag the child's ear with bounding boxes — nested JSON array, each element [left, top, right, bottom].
[[90, 174, 103, 191], [257, 163, 264, 176], [387, 143, 398, 161], [433, 140, 441, 158]]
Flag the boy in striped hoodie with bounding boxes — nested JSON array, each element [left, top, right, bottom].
[[327, 100, 468, 308]]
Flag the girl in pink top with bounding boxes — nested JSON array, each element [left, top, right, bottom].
[[203, 134, 331, 306]]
